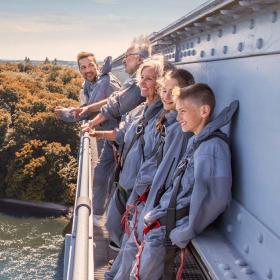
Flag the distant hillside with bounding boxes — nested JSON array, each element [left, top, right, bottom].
[[0, 63, 83, 204], [0, 59, 78, 68]]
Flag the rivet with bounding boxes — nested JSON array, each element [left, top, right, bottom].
[[197, 37, 201, 44], [192, 50, 196, 56], [266, 268, 273, 279], [250, 18, 255, 29], [244, 244, 249, 254], [188, 50, 191, 56], [257, 232, 263, 243], [223, 45, 228, 54], [238, 42, 244, 52], [218, 263, 231, 270], [237, 213, 242, 222], [183, 51, 187, 57], [224, 271, 236, 279], [227, 224, 233, 233], [256, 38, 264, 49], [235, 259, 247, 267], [218, 29, 223, 37], [200, 50, 205, 58], [241, 267, 254, 275], [207, 34, 211, 41], [211, 48, 215, 56], [232, 25, 237, 34], [272, 11, 277, 23]]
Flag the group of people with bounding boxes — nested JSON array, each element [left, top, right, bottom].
[[55, 36, 238, 280]]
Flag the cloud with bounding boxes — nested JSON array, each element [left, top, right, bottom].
[[90, 0, 118, 4], [0, 13, 86, 33]]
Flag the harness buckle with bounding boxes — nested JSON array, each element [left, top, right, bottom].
[[177, 159, 187, 170], [136, 123, 144, 135]]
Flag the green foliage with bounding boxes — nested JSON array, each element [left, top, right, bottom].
[[0, 63, 83, 205]]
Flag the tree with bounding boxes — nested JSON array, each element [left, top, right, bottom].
[[44, 57, 50, 64], [0, 108, 10, 146], [0, 62, 83, 204], [5, 140, 77, 204]]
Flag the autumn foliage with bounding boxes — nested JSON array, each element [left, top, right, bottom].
[[0, 63, 83, 204]]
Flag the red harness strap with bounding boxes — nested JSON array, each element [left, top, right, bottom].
[[143, 220, 161, 235], [134, 238, 145, 280], [121, 204, 139, 236], [137, 187, 150, 204], [176, 248, 187, 280], [134, 220, 162, 279]]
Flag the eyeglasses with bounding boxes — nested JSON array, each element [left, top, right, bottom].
[[124, 53, 140, 59]]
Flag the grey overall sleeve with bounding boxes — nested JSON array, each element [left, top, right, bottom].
[[100, 80, 143, 120]]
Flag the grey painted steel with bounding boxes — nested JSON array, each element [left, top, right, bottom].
[[64, 132, 94, 280], [63, 234, 71, 280], [110, 1, 280, 279], [73, 135, 90, 280]]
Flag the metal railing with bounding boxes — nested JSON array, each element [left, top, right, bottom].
[[64, 131, 94, 280]]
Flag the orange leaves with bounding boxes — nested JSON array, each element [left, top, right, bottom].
[[0, 63, 82, 204]]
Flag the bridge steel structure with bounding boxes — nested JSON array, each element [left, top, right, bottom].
[[64, 0, 280, 279]]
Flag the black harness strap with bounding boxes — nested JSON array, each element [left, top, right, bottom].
[[114, 106, 162, 215], [121, 105, 162, 167], [147, 124, 166, 167], [114, 184, 132, 215], [112, 105, 162, 189], [153, 157, 176, 208], [162, 130, 229, 280]]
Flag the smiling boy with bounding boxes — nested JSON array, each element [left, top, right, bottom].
[[130, 83, 238, 280]]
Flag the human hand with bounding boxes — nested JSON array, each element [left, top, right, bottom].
[[69, 107, 83, 119], [88, 128, 96, 137], [54, 106, 65, 119], [77, 106, 89, 118], [81, 119, 97, 132], [81, 123, 91, 133]]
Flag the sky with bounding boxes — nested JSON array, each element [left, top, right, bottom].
[[0, 0, 207, 61]]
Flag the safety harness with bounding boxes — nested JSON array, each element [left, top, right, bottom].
[[140, 130, 229, 280], [114, 104, 163, 216]]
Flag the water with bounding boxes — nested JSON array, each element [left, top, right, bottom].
[[0, 212, 68, 280]]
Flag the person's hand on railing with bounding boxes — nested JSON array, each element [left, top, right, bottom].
[[88, 128, 97, 138], [81, 119, 98, 132], [82, 127, 99, 138]]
